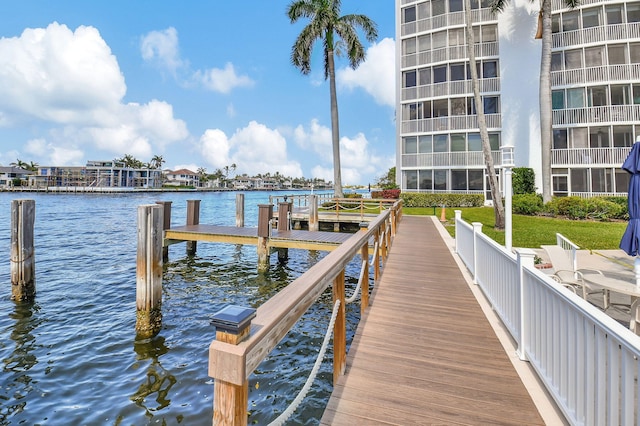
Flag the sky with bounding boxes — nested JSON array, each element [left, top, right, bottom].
[[0, 1, 396, 186]]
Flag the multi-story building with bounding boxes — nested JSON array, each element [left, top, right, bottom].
[[396, 0, 640, 198], [30, 161, 163, 189]]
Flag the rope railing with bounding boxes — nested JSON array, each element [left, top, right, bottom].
[[267, 299, 342, 426]]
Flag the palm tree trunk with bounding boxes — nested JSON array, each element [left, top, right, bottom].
[[540, 0, 553, 203], [327, 50, 344, 198], [465, 0, 505, 229]]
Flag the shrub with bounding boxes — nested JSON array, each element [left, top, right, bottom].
[[372, 189, 401, 199], [512, 168, 536, 194], [512, 193, 543, 215], [544, 196, 625, 220], [343, 193, 363, 199], [399, 192, 484, 207]]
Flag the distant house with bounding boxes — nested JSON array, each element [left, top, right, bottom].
[[0, 167, 31, 188], [30, 161, 163, 189], [164, 169, 200, 187]]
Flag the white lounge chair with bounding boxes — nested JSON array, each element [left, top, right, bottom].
[[541, 244, 606, 301]]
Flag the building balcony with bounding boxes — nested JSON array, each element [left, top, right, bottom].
[[552, 22, 640, 48], [402, 41, 498, 68], [551, 147, 631, 166], [401, 113, 501, 133], [401, 8, 497, 37], [552, 104, 640, 126], [401, 150, 501, 168], [552, 63, 640, 86], [402, 77, 500, 101]]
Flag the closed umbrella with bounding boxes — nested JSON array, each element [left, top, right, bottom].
[[619, 135, 640, 286]]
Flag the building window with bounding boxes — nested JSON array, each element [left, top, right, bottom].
[[419, 67, 431, 85], [567, 88, 585, 108], [551, 52, 563, 71], [571, 169, 588, 192], [451, 134, 466, 151], [432, 0, 446, 16], [584, 46, 604, 67], [451, 98, 467, 115], [449, 28, 465, 47], [419, 135, 433, 153], [450, 0, 463, 13], [433, 99, 449, 117], [418, 34, 431, 52], [434, 170, 447, 190], [452, 170, 467, 190], [483, 60, 498, 78], [553, 175, 568, 196], [417, 2, 430, 19], [434, 134, 449, 152], [610, 85, 630, 105], [403, 137, 418, 154], [403, 6, 416, 23], [563, 11, 580, 31], [590, 127, 610, 148], [631, 43, 640, 63], [582, 7, 602, 28], [469, 170, 484, 190], [554, 129, 568, 149], [588, 86, 608, 107], [468, 133, 482, 151], [403, 38, 416, 55], [433, 65, 447, 83], [591, 169, 612, 193], [628, 4, 640, 22], [404, 70, 417, 88], [423, 100, 433, 118], [405, 170, 418, 189], [565, 49, 583, 69], [633, 84, 640, 104], [419, 170, 433, 190], [613, 125, 634, 147], [608, 45, 627, 65], [552, 90, 565, 110], [606, 5, 623, 24], [615, 169, 630, 193], [483, 96, 499, 114], [450, 63, 466, 81]]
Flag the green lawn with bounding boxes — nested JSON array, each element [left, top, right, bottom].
[[403, 206, 627, 250]]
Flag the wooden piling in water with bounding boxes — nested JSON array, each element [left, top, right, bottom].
[[10, 199, 36, 301], [156, 201, 172, 262], [135, 204, 164, 338], [309, 194, 319, 231], [235, 193, 244, 227], [277, 202, 291, 263], [186, 199, 200, 255], [256, 204, 273, 271]]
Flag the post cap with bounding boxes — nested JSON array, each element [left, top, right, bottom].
[[359, 222, 369, 228], [210, 305, 256, 334]]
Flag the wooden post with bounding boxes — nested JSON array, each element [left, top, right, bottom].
[[156, 201, 172, 262], [135, 204, 163, 338], [257, 204, 273, 271], [359, 222, 369, 314], [11, 199, 36, 301], [235, 193, 244, 227], [308, 194, 319, 231], [277, 202, 291, 263], [186, 200, 200, 255], [373, 230, 380, 282], [333, 269, 346, 384], [210, 305, 255, 426]]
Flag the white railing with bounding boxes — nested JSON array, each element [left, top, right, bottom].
[[454, 211, 640, 425], [552, 105, 640, 126], [551, 63, 640, 87], [552, 22, 640, 48], [551, 147, 631, 166], [402, 8, 497, 36], [556, 232, 579, 273], [401, 150, 501, 168], [401, 113, 501, 133]]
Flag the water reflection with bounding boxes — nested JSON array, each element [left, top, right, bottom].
[[131, 336, 176, 416], [0, 301, 42, 423]]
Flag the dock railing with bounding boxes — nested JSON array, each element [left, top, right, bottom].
[[208, 200, 402, 425], [455, 211, 640, 425]]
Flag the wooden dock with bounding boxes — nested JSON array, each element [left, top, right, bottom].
[[164, 224, 354, 251], [320, 216, 545, 425]]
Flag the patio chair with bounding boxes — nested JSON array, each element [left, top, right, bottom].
[[541, 244, 606, 302]]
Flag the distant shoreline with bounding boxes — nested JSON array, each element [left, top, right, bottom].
[[0, 187, 336, 194]]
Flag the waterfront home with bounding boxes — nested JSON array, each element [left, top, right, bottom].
[[0, 166, 31, 188], [164, 168, 200, 187]]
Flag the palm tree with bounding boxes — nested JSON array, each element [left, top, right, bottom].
[[465, 0, 505, 229], [490, 0, 579, 202], [287, 0, 377, 198], [151, 155, 165, 170], [10, 159, 28, 169]]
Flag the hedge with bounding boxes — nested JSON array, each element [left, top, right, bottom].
[[399, 192, 484, 207]]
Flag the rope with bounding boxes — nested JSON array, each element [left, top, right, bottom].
[[267, 299, 341, 426], [345, 260, 367, 304]]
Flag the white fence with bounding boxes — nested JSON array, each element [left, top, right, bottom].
[[454, 211, 640, 425]]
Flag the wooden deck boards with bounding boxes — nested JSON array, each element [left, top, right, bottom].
[[320, 216, 544, 425], [164, 224, 353, 250]]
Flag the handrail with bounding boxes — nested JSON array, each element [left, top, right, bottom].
[[208, 200, 402, 425]]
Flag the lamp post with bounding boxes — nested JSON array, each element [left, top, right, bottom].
[[501, 144, 515, 252]]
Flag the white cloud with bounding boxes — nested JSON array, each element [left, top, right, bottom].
[[24, 137, 84, 165], [197, 121, 303, 177], [0, 22, 126, 124], [292, 119, 389, 184], [337, 37, 395, 107], [195, 62, 254, 94], [0, 22, 188, 165], [140, 27, 184, 75]]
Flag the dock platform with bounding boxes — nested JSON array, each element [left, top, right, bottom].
[[320, 216, 546, 425]]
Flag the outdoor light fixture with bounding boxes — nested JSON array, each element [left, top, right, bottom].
[[501, 144, 515, 252], [211, 305, 256, 344]]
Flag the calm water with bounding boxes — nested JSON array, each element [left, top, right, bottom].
[[0, 191, 364, 425]]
